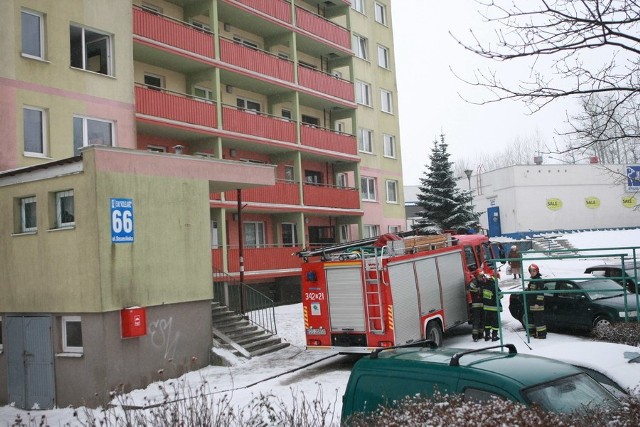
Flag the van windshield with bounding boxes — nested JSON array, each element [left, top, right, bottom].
[[523, 373, 619, 413]]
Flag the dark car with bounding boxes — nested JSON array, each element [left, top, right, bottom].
[[584, 262, 640, 294], [509, 277, 639, 331]]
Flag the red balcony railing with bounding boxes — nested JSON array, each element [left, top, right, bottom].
[[135, 85, 217, 128], [227, 0, 292, 23], [219, 38, 294, 83], [298, 65, 354, 102], [295, 7, 350, 50], [133, 7, 214, 59], [303, 184, 360, 209], [223, 181, 300, 205], [300, 125, 357, 155], [213, 246, 303, 273], [222, 106, 296, 142]]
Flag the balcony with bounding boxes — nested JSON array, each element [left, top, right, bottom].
[[295, 7, 350, 50], [219, 38, 294, 83], [226, 0, 292, 24], [133, 7, 215, 59], [212, 246, 303, 274], [135, 85, 217, 128], [223, 180, 300, 205], [300, 125, 357, 155], [303, 184, 360, 209], [298, 65, 354, 102], [222, 106, 296, 142]]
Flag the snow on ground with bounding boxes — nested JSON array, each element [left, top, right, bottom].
[[1, 229, 640, 425]]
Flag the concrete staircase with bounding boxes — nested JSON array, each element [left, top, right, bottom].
[[531, 236, 577, 256], [211, 302, 289, 359]]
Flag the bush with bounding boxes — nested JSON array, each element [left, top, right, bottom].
[[592, 321, 640, 346]]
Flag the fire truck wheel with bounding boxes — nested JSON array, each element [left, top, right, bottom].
[[426, 321, 443, 347]]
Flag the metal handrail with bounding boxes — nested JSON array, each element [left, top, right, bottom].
[[212, 267, 278, 335]]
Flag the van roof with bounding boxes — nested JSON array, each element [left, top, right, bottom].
[[359, 344, 582, 388]]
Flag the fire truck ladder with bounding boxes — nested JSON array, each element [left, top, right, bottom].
[[363, 250, 385, 333]]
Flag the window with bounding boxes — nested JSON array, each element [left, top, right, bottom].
[[353, 34, 368, 60], [386, 180, 398, 203], [232, 36, 259, 49], [147, 145, 166, 153], [302, 115, 320, 126], [56, 190, 75, 228], [141, 2, 163, 14], [23, 107, 47, 156], [62, 316, 83, 353], [364, 225, 380, 238], [305, 170, 322, 184], [244, 222, 265, 248], [361, 177, 377, 201], [20, 196, 37, 233], [281, 109, 292, 120], [340, 224, 351, 242], [383, 134, 396, 158], [352, 0, 365, 13], [211, 220, 219, 249], [388, 225, 401, 233], [194, 86, 214, 102], [144, 73, 164, 90], [336, 173, 348, 188], [374, 2, 387, 25], [381, 89, 393, 113], [335, 121, 345, 133], [356, 81, 372, 106], [284, 165, 295, 182], [359, 128, 373, 153], [377, 45, 390, 69], [237, 97, 261, 113], [73, 116, 114, 155], [21, 9, 44, 59], [191, 20, 210, 31], [282, 223, 297, 247], [70, 25, 112, 75]]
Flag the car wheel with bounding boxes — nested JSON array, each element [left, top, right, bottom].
[[593, 315, 612, 329], [426, 321, 443, 347]]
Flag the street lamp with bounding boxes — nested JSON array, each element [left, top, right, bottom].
[[464, 169, 472, 190]]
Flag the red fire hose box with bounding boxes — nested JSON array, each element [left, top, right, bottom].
[[121, 306, 147, 338]]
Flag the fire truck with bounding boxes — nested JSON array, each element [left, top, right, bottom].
[[297, 231, 497, 353]]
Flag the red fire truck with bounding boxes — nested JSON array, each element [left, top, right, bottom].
[[297, 231, 497, 353]]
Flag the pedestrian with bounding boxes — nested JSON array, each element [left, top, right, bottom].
[[508, 245, 522, 279], [527, 263, 547, 339], [468, 269, 485, 342], [481, 273, 500, 341], [497, 243, 506, 265]]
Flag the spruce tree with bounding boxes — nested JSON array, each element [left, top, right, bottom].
[[415, 134, 478, 232]]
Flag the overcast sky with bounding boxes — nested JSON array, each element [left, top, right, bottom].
[[390, 1, 574, 185]]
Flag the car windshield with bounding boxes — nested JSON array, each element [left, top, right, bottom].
[[523, 372, 619, 413], [579, 279, 625, 300]]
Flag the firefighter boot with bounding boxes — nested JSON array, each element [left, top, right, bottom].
[[491, 332, 499, 342], [484, 330, 491, 341]]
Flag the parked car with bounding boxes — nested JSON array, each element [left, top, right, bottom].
[[509, 277, 639, 331], [341, 341, 620, 421], [585, 262, 640, 293]]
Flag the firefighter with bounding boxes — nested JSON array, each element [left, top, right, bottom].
[[482, 272, 500, 341], [468, 269, 485, 342], [527, 263, 547, 339]]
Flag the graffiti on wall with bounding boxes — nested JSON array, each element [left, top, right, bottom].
[[149, 317, 180, 360]]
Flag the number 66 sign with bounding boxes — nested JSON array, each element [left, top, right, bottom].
[[111, 198, 134, 243]]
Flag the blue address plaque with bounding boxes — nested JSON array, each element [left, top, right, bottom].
[[627, 165, 640, 192], [111, 198, 134, 243]]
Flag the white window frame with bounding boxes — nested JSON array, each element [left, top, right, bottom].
[[340, 224, 351, 242], [353, 34, 368, 60], [377, 44, 390, 69], [356, 81, 372, 107], [20, 196, 37, 233], [21, 9, 44, 59], [388, 225, 401, 234], [62, 316, 83, 353], [211, 220, 219, 249], [386, 179, 398, 203], [352, 0, 365, 14], [244, 221, 265, 248], [56, 190, 75, 228], [374, 2, 387, 25], [23, 106, 47, 157], [336, 172, 348, 188], [363, 225, 380, 239], [383, 134, 396, 158], [191, 20, 210, 31], [284, 165, 295, 182], [144, 72, 164, 90], [381, 89, 393, 113], [73, 115, 114, 155], [232, 36, 259, 49], [194, 86, 214, 102], [142, 2, 163, 14], [361, 177, 377, 201], [236, 97, 261, 113], [70, 25, 113, 76], [359, 128, 373, 153]]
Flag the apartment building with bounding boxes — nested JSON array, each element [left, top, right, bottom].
[[0, 0, 404, 406]]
